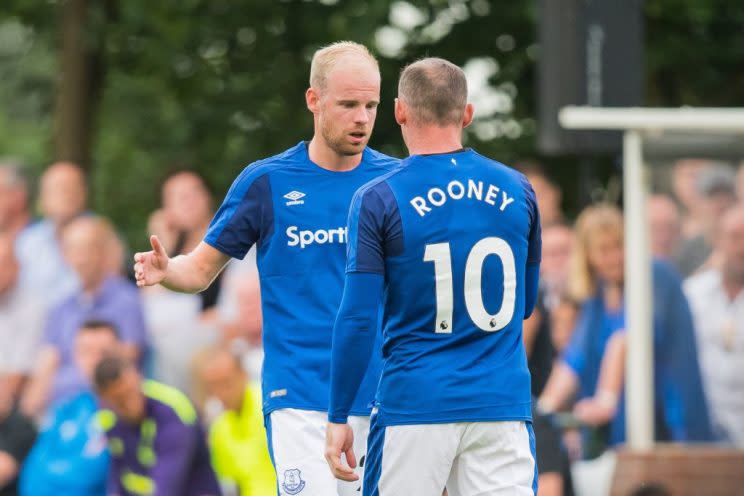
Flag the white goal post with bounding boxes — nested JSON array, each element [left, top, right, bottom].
[[559, 106, 744, 450]]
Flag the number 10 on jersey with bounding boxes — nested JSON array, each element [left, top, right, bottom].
[[424, 237, 517, 334]]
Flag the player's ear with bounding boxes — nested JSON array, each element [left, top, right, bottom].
[[462, 103, 475, 129], [394, 98, 406, 126], [306, 87, 320, 114]]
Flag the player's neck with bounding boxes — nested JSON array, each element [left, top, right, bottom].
[[404, 127, 463, 156], [307, 137, 362, 172]]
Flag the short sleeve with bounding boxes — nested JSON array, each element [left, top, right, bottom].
[[346, 182, 403, 274], [205, 166, 274, 260], [524, 179, 542, 265]]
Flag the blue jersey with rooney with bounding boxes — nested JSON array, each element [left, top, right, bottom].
[[205, 142, 398, 416], [333, 149, 541, 426]]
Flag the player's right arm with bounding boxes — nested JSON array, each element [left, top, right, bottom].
[[134, 236, 230, 293], [523, 177, 542, 318], [135, 164, 271, 293]]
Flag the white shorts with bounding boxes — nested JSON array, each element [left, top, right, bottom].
[[365, 416, 537, 496], [267, 408, 370, 496]]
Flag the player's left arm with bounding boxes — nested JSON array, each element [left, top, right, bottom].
[[326, 272, 383, 481], [328, 273, 383, 424], [524, 180, 542, 318], [326, 184, 394, 481]]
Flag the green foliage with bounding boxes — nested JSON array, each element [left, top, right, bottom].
[[1, 0, 743, 247], [645, 0, 744, 106], [93, 0, 393, 246], [0, 16, 55, 174]]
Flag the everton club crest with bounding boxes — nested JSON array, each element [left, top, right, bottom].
[[282, 468, 306, 495]]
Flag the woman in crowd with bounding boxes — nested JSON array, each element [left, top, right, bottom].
[[538, 204, 713, 456], [139, 170, 222, 393]]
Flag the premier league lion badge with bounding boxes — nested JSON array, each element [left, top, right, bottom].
[[282, 468, 306, 495]]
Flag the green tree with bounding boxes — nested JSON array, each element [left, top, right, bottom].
[[2, 0, 744, 246]]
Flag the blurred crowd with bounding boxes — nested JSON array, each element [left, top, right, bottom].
[[0, 162, 271, 496], [0, 157, 742, 496], [523, 159, 744, 495]]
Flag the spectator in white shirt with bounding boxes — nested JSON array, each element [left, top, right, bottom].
[[684, 206, 744, 447], [675, 165, 738, 277], [0, 235, 45, 417], [16, 162, 85, 308]]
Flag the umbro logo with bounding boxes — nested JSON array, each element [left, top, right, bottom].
[[284, 190, 305, 206]]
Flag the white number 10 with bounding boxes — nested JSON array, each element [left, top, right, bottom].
[[424, 237, 517, 333]]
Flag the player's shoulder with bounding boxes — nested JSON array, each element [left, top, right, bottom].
[[233, 142, 307, 186], [470, 149, 533, 189], [353, 159, 406, 208], [363, 147, 401, 172], [471, 151, 539, 216]]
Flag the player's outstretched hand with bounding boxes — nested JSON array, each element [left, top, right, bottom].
[[133, 235, 170, 287], [324, 422, 359, 482]]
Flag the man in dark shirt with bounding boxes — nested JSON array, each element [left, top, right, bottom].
[[0, 409, 35, 496], [93, 355, 220, 496], [525, 289, 574, 495]]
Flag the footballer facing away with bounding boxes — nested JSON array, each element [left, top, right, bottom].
[[134, 42, 398, 496], [325, 58, 542, 495]]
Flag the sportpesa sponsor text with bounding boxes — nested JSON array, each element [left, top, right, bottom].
[[286, 226, 348, 248]]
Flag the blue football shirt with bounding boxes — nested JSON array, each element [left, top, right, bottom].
[[205, 142, 398, 416], [342, 149, 541, 426]]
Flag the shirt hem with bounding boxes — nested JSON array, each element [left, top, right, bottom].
[[263, 402, 372, 418], [203, 237, 246, 260], [346, 267, 385, 275], [374, 403, 532, 427]]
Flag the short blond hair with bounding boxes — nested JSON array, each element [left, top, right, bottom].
[[309, 41, 379, 91], [398, 57, 468, 126], [567, 204, 624, 302]]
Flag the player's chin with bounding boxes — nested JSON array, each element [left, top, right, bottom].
[[340, 137, 369, 154]]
